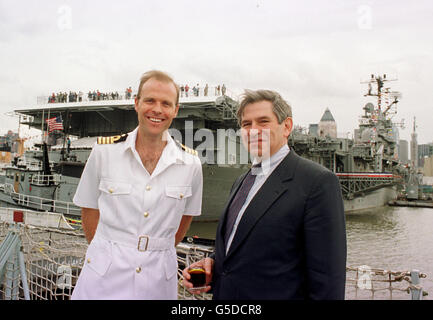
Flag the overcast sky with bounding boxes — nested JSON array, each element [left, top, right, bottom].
[[0, 0, 432, 144]]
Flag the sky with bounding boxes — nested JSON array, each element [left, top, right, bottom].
[[0, 0, 432, 144]]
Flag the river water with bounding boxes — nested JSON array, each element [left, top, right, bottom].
[[186, 206, 433, 300]]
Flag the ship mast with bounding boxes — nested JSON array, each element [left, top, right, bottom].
[[359, 74, 402, 172], [362, 74, 399, 115]]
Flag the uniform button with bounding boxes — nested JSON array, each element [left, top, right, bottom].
[[180, 193, 184, 199], [136, 267, 142, 273], [87, 258, 91, 264], [143, 211, 149, 218], [146, 185, 151, 191], [109, 188, 114, 194]]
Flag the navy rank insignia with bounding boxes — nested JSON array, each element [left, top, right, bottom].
[[97, 134, 128, 145], [174, 140, 198, 156]]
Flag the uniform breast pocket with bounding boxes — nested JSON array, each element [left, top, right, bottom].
[[98, 179, 132, 217], [99, 179, 132, 196], [165, 185, 192, 213]]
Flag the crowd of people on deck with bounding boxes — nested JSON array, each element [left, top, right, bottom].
[[87, 90, 122, 101], [47, 84, 227, 103], [179, 83, 226, 98], [47, 87, 135, 103], [48, 92, 82, 103]]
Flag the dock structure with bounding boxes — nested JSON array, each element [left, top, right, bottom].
[[336, 173, 401, 200], [388, 199, 433, 209]]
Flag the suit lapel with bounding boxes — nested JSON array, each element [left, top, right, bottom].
[[224, 151, 300, 260]]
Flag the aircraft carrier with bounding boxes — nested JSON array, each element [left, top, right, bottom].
[[0, 75, 407, 220]]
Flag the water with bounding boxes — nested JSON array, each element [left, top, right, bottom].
[[186, 206, 433, 300]]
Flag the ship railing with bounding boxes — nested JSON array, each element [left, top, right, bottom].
[[30, 174, 61, 186], [0, 218, 428, 300], [345, 266, 427, 300], [3, 183, 81, 216]]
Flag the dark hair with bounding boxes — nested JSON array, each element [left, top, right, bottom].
[[236, 89, 292, 126]]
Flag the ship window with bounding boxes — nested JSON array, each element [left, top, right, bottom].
[[15, 175, 19, 182], [21, 175, 25, 182]]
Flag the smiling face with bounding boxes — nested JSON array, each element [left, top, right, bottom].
[[134, 78, 179, 139], [240, 100, 293, 158]]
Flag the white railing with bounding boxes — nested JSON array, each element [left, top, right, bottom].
[[2, 183, 81, 216], [30, 174, 61, 186], [37, 93, 132, 105]]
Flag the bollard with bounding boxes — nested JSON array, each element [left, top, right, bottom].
[[410, 270, 423, 300]]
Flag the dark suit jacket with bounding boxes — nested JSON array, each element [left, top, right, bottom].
[[211, 150, 347, 300]]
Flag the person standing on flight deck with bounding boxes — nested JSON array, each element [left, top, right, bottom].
[[71, 70, 203, 300]]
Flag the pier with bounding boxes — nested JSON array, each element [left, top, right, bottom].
[[388, 199, 433, 209]]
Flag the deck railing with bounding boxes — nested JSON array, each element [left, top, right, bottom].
[[0, 214, 428, 300], [2, 183, 81, 216]]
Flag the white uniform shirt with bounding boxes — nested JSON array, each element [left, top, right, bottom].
[[225, 145, 290, 253], [71, 127, 203, 300]]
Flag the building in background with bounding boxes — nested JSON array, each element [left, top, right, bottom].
[[418, 143, 433, 168], [410, 117, 418, 169], [308, 123, 318, 136], [398, 139, 409, 165], [424, 155, 433, 177], [318, 108, 337, 138], [0, 130, 24, 163]]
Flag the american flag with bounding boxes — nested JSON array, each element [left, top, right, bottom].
[[46, 116, 64, 133]]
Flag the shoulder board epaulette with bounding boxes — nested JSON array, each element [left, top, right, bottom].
[[97, 134, 128, 145], [174, 139, 198, 156]]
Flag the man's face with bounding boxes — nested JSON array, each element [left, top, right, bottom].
[[240, 100, 292, 158], [134, 78, 179, 138]]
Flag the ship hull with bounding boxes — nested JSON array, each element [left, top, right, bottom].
[[2, 169, 399, 218], [198, 165, 248, 221], [344, 186, 398, 213]]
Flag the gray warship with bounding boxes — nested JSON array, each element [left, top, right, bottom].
[[0, 75, 406, 221], [290, 74, 406, 212]]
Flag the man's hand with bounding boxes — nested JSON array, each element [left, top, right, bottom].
[[182, 257, 214, 294]]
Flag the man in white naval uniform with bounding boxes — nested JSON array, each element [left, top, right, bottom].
[[71, 70, 203, 299]]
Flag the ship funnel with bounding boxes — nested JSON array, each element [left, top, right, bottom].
[[42, 142, 52, 176]]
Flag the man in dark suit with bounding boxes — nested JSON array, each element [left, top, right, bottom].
[[183, 89, 346, 299]]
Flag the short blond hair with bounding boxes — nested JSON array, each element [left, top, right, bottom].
[[136, 70, 180, 105]]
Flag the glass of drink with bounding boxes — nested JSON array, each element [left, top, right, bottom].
[[188, 265, 206, 290]]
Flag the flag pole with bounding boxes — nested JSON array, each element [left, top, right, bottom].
[[46, 108, 50, 143]]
